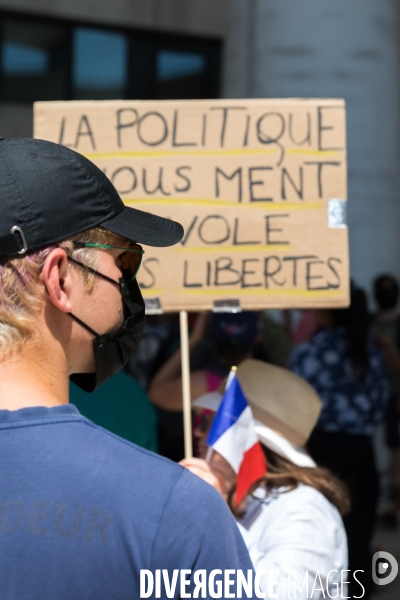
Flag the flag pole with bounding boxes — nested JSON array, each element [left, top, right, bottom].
[[180, 310, 193, 459], [205, 365, 237, 464]]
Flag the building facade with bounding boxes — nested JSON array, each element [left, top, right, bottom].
[[0, 0, 399, 295]]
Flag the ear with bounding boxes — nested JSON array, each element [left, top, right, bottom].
[[41, 248, 73, 313]]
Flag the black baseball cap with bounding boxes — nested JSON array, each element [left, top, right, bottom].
[[0, 138, 184, 257]]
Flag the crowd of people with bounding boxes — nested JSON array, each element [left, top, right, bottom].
[[1, 137, 399, 599], [70, 276, 400, 598]]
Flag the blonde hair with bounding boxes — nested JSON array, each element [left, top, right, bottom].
[[0, 227, 123, 357]]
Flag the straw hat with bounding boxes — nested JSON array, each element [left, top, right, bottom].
[[194, 359, 322, 468]]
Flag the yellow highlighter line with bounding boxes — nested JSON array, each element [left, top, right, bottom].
[[84, 149, 278, 160], [84, 148, 339, 160], [122, 198, 323, 210]]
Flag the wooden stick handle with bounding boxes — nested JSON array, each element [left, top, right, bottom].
[[180, 310, 193, 459]]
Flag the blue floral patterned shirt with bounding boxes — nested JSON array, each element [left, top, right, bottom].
[[289, 328, 390, 436]]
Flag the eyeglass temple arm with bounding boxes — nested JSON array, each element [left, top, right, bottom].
[[67, 256, 119, 286]]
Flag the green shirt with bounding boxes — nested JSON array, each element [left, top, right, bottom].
[[69, 370, 158, 452]]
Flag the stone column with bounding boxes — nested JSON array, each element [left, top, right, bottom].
[[223, 0, 400, 294]]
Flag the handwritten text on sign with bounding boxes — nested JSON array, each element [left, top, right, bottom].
[[34, 99, 349, 311]]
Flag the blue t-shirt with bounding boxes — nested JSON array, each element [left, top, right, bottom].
[[0, 405, 254, 599]]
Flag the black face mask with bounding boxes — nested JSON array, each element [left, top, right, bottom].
[[68, 257, 145, 392]]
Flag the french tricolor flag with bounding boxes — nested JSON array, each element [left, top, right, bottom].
[[206, 373, 266, 504]]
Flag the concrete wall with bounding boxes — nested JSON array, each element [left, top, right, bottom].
[[0, 0, 230, 37], [224, 0, 400, 295]]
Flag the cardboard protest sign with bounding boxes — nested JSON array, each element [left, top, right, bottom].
[[34, 99, 349, 312]]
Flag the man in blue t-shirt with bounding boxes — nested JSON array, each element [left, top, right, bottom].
[[0, 139, 254, 599]]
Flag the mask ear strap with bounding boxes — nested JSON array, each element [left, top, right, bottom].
[[68, 312, 100, 338]]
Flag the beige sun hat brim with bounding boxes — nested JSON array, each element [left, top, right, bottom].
[[236, 359, 322, 448], [254, 421, 316, 468]]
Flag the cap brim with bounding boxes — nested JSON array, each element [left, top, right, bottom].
[[193, 392, 222, 412], [101, 205, 184, 247]]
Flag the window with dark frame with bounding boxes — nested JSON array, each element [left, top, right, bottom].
[[0, 13, 222, 103]]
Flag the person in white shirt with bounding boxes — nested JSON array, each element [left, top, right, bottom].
[[182, 360, 352, 600]]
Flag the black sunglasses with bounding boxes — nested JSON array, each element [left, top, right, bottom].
[[73, 242, 144, 283]]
